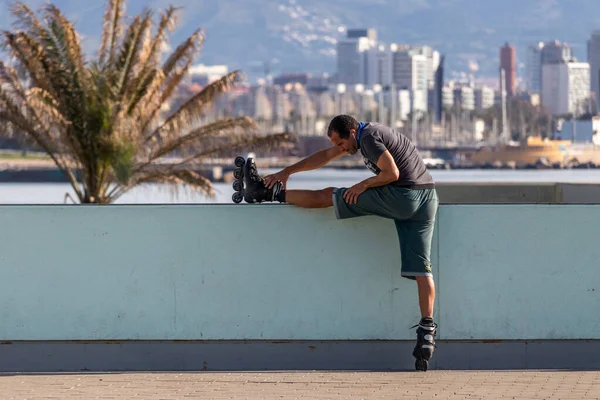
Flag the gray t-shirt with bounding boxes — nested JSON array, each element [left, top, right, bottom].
[[358, 122, 434, 187]]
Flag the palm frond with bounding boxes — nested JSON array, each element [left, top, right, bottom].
[[138, 6, 178, 72], [166, 132, 295, 170], [0, 60, 84, 199], [140, 28, 205, 136], [1, 31, 55, 99], [43, 5, 91, 125], [99, 0, 125, 67], [107, 167, 213, 203], [44, 5, 87, 78], [144, 116, 258, 163], [0, 63, 59, 148], [9, 2, 45, 37], [115, 8, 152, 97], [151, 70, 242, 140], [123, 6, 178, 115], [161, 28, 204, 76], [4, 27, 83, 130], [125, 67, 159, 115]]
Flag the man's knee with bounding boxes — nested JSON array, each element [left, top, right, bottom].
[[318, 187, 335, 207], [415, 276, 435, 286], [321, 187, 335, 199]]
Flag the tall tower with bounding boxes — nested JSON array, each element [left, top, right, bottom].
[[526, 42, 544, 93], [336, 29, 376, 85], [588, 31, 600, 107], [500, 42, 517, 96], [434, 55, 445, 123]]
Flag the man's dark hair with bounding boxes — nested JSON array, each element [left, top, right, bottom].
[[327, 115, 359, 139]]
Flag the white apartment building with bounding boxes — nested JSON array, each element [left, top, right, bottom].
[[542, 62, 590, 116], [391, 47, 428, 112]]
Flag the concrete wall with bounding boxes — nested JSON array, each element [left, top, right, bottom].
[[0, 206, 424, 341], [439, 205, 600, 340], [1, 204, 599, 343], [436, 182, 600, 204]]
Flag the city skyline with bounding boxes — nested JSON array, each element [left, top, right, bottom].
[[1, 0, 599, 85]]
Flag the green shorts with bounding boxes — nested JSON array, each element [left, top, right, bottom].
[[333, 185, 439, 280]]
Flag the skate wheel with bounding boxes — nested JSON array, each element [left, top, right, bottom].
[[234, 156, 245, 168], [232, 180, 243, 192], [233, 167, 243, 180], [415, 359, 428, 372], [232, 192, 243, 204]]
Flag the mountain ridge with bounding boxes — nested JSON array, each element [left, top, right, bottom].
[[1, 0, 599, 87]]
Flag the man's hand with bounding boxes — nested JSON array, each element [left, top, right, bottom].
[[264, 169, 290, 189], [343, 182, 367, 205]]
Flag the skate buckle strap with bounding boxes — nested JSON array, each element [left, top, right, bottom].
[[410, 322, 437, 330]]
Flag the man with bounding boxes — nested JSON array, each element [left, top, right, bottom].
[[238, 115, 439, 371]]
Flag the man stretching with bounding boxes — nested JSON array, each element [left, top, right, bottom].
[[234, 115, 439, 371]]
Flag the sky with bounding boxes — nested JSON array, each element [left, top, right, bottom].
[[1, 0, 599, 87]]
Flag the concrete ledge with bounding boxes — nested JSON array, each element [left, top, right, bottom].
[[436, 182, 559, 204], [0, 341, 598, 372], [435, 182, 600, 204]]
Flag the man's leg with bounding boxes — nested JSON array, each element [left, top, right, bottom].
[[285, 188, 334, 209], [278, 185, 382, 220], [397, 218, 438, 370], [416, 276, 435, 318]]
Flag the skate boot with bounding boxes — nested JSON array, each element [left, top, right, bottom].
[[412, 317, 437, 372], [231, 156, 247, 203], [231, 156, 285, 204]]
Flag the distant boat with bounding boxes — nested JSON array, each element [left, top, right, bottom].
[[466, 135, 600, 166]]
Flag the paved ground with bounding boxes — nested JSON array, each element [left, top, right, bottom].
[[0, 371, 599, 399]]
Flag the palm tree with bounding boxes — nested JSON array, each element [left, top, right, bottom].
[[0, 0, 292, 203]]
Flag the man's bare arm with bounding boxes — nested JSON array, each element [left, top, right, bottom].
[[343, 151, 400, 204], [285, 146, 345, 175], [264, 146, 345, 188]]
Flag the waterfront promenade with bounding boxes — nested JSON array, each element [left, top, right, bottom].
[[1, 371, 600, 399]]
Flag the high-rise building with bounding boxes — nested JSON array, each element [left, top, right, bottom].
[[391, 46, 428, 112], [362, 44, 391, 86], [453, 85, 475, 111], [375, 44, 392, 86], [336, 36, 372, 85], [441, 85, 454, 109], [475, 86, 496, 110], [541, 40, 573, 65], [526, 42, 544, 94], [526, 41, 574, 96], [346, 28, 377, 41], [588, 31, 600, 107], [541, 62, 590, 116], [336, 29, 378, 85], [500, 43, 517, 96], [433, 55, 445, 123], [410, 45, 440, 89]]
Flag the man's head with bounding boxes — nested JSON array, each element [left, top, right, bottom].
[[327, 115, 360, 155]]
